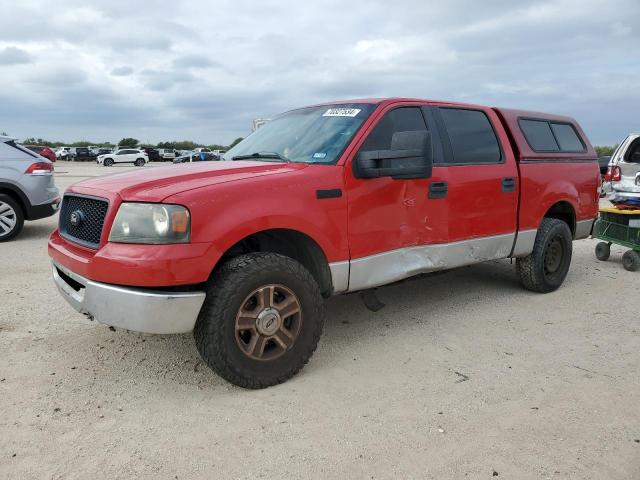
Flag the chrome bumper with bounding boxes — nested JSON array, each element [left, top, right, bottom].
[[52, 263, 206, 334]]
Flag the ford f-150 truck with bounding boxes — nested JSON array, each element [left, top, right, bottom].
[[49, 98, 599, 388]]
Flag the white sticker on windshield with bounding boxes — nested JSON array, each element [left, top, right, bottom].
[[323, 108, 361, 117], [313, 152, 327, 159]]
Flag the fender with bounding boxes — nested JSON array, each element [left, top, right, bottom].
[[0, 181, 30, 212]]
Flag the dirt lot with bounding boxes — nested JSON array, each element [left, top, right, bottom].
[[1, 161, 639, 479]]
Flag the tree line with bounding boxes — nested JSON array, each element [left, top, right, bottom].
[[13, 136, 244, 151]]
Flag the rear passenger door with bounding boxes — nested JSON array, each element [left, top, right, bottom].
[[432, 106, 518, 243]]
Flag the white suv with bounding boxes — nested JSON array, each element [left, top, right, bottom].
[[97, 149, 148, 167]]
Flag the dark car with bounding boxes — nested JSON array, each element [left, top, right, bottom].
[[74, 147, 96, 162], [142, 148, 161, 162], [25, 145, 57, 162], [598, 156, 611, 175]]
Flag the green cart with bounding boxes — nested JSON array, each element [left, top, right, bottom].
[[593, 207, 640, 271]]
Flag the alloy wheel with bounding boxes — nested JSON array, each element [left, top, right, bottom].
[[0, 201, 17, 237], [235, 284, 302, 361]]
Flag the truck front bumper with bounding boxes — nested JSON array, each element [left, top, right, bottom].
[[52, 262, 206, 334]]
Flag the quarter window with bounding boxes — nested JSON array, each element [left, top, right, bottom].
[[439, 108, 501, 164]]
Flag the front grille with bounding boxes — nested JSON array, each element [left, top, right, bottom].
[[59, 194, 109, 248]]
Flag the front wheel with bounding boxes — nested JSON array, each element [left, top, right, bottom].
[[103, 158, 114, 167], [194, 253, 325, 389], [516, 218, 573, 293]]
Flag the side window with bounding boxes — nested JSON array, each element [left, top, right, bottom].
[[440, 108, 501, 164], [519, 119, 586, 153], [550, 123, 584, 152], [519, 119, 558, 151], [360, 107, 428, 152]]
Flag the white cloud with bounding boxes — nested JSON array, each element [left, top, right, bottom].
[[0, 0, 638, 145]]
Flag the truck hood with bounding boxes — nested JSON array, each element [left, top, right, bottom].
[[71, 161, 308, 202]]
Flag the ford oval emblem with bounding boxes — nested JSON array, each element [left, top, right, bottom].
[[69, 210, 84, 227]]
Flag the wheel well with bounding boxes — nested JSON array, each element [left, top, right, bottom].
[[544, 201, 576, 236], [0, 187, 26, 216], [218, 229, 333, 297]]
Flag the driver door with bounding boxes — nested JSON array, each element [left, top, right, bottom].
[[344, 104, 448, 289]]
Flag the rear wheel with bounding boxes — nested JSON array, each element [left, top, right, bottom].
[[194, 252, 325, 389], [103, 158, 114, 167], [516, 218, 573, 293], [595, 242, 611, 261], [622, 250, 640, 272], [0, 195, 24, 242], [134, 158, 145, 167]]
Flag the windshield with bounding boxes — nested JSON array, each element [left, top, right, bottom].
[[223, 103, 377, 164]]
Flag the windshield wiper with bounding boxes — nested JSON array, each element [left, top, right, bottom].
[[231, 151, 291, 163]]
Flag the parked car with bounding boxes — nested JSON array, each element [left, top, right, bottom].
[[193, 147, 211, 153], [598, 156, 611, 175], [157, 149, 176, 160], [0, 136, 59, 241], [96, 148, 113, 155], [73, 147, 96, 162], [25, 145, 56, 162], [49, 98, 599, 389], [55, 147, 73, 161], [173, 151, 219, 163], [141, 147, 161, 162], [97, 149, 148, 166], [602, 134, 640, 196]]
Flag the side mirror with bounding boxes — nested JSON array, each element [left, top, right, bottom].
[[353, 131, 433, 180]]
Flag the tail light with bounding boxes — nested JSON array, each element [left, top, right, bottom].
[[25, 161, 53, 175], [604, 165, 621, 182]]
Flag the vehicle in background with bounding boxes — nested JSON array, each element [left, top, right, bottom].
[[73, 147, 96, 162], [97, 149, 148, 167], [212, 149, 226, 158], [141, 147, 161, 162], [96, 148, 112, 155], [0, 136, 59, 241], [194, 147, 211, 154], [157, 148, 176, 160], [173, 151, 220, 163], [25, 145, 57, 163], [598, 156, 611, 175], [55, 147, 73, 161], [49, 98, 599, 389], [602, 134, 640, 196]]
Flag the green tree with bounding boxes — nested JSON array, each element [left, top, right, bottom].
[[118, 137, 139, 147], [228, 137, 243, 149], [594, 145, 617, 157]]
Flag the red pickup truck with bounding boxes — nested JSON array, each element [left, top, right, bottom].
[[49, 98, 599, 388]]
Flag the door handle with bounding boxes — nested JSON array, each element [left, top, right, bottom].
[[501, 177, 516, 193], [428, 181, 448, 199]]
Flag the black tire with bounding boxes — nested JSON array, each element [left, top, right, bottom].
[[134, 158, 145, 167], [0, 194, 24, 242], [595, 242, 611, 261], [103, 158, 114, 167], [516, 218, 573, 293], [194, 252, 325, 389], [622, 250, 640, 272]]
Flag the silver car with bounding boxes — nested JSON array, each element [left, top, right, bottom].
[[602, 133, 640, 197], [0, 135, 60, 241]]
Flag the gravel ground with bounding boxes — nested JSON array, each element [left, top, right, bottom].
[[1, 162, 639, 479]]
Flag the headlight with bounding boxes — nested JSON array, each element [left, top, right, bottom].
[[108, 203, 190, 244]]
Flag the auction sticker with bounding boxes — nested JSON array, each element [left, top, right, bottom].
[[323, 108, 361, 117]]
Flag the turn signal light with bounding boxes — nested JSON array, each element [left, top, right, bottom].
[[25, 162, 53, 175], [171, 210, 189, 233]]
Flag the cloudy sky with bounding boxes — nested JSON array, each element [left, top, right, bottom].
[[0, 0, 637, 146]]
